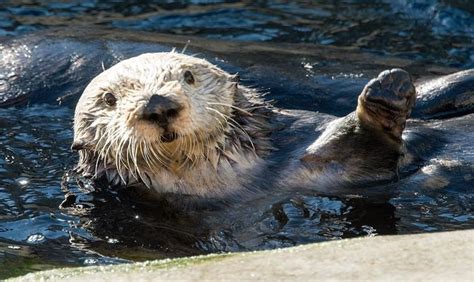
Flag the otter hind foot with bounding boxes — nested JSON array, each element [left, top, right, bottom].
[[357, 68, 416, 139]]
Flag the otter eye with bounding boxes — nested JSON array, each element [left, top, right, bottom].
[[103, 92, 117, 106], [184, 71, 194, 85]]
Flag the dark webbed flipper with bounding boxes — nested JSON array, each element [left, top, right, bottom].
[[301, 69, 416, 187], [356, 68, 416, 141]]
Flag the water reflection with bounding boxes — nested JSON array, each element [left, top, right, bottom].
[[0, 0, 472, 279], [0, 1, 472, 67], [0, 100, 472, 279]]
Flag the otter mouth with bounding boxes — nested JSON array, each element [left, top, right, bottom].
[[161, 132, 178, 143]]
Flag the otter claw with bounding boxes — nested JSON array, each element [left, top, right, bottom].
[[357, 68, 416, 139]]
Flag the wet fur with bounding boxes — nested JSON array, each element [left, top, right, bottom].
[[74, 52, 274, 197], [73, 53, 418, 199]]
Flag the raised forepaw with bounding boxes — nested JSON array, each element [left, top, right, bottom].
[[356, 68, 416, 140]]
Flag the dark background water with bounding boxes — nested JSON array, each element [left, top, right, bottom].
[[0, 0, 473, 279], [0, 0, 473, 68]]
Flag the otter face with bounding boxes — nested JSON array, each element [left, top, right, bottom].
[[73, 52, 239, 179]]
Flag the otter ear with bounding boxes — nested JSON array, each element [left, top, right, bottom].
[[71, 140, 86, 151]]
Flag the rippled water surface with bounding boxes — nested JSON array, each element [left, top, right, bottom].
[[0, 0, 473, 68], [0, 0, 473, 279]]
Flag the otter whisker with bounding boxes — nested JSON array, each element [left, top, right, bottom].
[[206, 106, 256, 154], [210, 113, 228, 135], [115, 135, 129, 183], [102, 125, 122, 158], [151, 141, 170, 169], [126, 137, 139, 181], [177, 134, 192, 170], [131, 137, 141, 179], [141, 142, 156, 173], [155, 142, 173, 164], [181, 40, 191, 54], [142, 140, 158, 170], [196, 131, 206, 166], [100, 134, 118, 174], [187, 132, 197, 167], [93, 127, 109, 176], [138, 140, 153, 174]]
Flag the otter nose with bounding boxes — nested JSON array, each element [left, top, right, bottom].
[[142, 95, 182, 126]]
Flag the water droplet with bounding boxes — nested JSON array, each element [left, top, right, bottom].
[[27, 233, 45, 243], [84, 258, 98, 265], [16, 177, 29, 186], [302, 62, 313, 70], [362, 225, 377, 237], [107, 238, 119, 244]]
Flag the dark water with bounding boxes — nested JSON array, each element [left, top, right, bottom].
[[0, 0, 473, 279], [0, 0, 473, 67]]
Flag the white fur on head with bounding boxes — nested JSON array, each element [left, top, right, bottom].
[[73, 52, 273, 197]]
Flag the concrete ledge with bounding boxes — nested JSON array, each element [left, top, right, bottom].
[[12, 230, 474, 281]]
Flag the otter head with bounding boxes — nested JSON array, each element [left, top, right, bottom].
[[72, 52, 244, 187]]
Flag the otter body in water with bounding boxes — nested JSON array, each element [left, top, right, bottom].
[[0, 30, 472, 256], [72, 52, 418, 198]]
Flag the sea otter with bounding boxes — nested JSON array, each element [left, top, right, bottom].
[[0, 29, 472, 256], [72, 52, 418, 198]]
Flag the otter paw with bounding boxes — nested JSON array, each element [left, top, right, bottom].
[[357, 68, 416, 139]]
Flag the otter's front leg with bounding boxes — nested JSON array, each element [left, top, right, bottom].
[[301, 69, 416, 186], [356, 69, 416, 140]]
